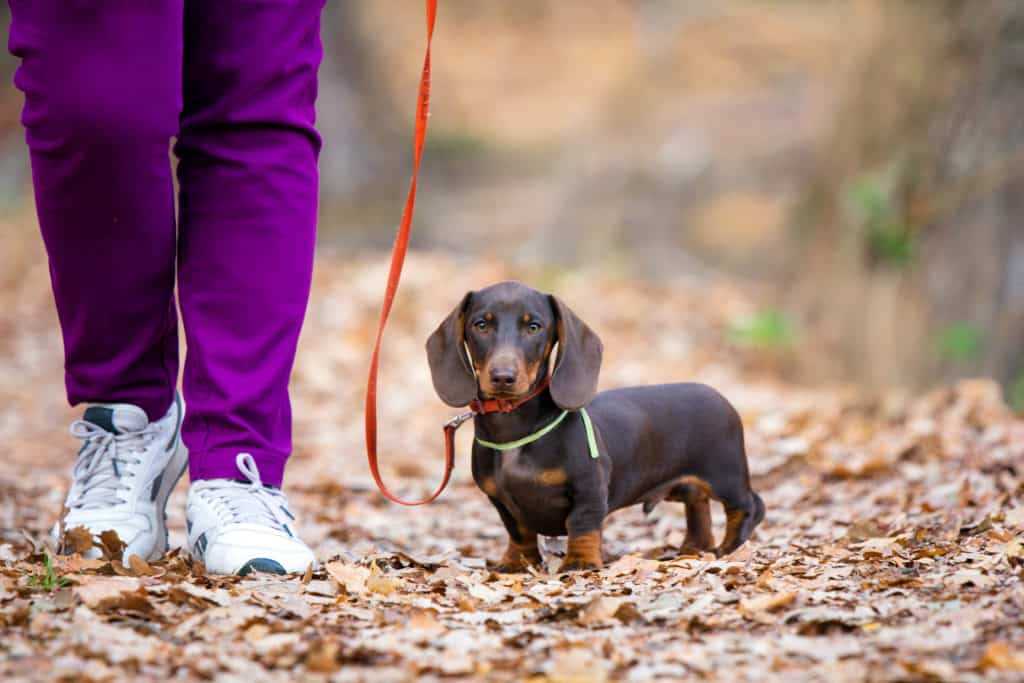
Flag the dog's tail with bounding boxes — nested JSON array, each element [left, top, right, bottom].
[[751, 491, 766, 529]]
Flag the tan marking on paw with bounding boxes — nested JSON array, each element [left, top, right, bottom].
[[559, 529, 604, 572]]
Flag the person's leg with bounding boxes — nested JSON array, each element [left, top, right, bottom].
[[8, 1, 188, 565], [8, 0, 182, 421], [175, 0, 324, 487]]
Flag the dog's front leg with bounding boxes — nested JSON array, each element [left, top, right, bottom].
[[488, 496, 542, 573], [558, 492, 608, 572]]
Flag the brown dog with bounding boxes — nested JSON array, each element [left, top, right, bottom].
[[426, 282, 764, 572]]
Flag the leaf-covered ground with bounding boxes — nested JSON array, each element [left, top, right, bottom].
[[1, 250, 1023, 682]]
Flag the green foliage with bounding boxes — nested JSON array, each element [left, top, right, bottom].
[[1010, 373, 1024, 414], [937, 322, 984, 363], [28, 552, 69, 592], [424, 130, 489, 162], [729, 309, 795, 349], [847, 173, 914, 266]]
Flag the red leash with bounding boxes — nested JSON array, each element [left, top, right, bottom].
[[364, 0, 449, 506], [364, 0, 553, 505]]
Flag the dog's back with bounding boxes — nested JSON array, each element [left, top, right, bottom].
[[587, 382, 751, 513]]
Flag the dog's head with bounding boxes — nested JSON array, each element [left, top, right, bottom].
[[426, 281, 603, 410]]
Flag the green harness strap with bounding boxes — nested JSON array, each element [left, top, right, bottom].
[[579, 408, 599, 460], [476, 408, 600, 459]]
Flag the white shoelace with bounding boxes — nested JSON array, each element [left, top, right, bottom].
[[192, 453, 295, 532], [68, 420, 160, 510]]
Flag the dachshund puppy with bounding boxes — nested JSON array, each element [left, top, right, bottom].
[[426, 282, 764, 572]]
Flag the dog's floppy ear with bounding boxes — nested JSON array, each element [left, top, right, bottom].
[[426, 291, 477, 407], [548, 295, 603, 410]]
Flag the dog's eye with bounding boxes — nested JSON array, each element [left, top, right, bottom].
[[473, 320, 489, 332], [526, 322, 542, 334]]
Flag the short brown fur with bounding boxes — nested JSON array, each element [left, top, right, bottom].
[[559, 530, 603, 572], [426, 282, 765, 573]]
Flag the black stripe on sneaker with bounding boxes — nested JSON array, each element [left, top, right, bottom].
[[194, 532, 208, 556], [166, 394, 182, 452], [150, 472, 164, 502], [83, 406, 118, 434]]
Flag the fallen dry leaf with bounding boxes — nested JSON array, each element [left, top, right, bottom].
[[548, 648, 609, 683], [325, 560, 369, 595], [366, 572, 401, 596], [62, 526, 94, 555], [947, 570, 995, 590], [1005, 537, 1024, 568], [577, 596, 623, 626], [0, 544, 17, 564], [978, 642, 1024, 672], [466, 581, 506, 605], [97, 530, 126, 562], [740, 591, 798, 615], [2, 251, 1023, 681], [72, 576, 142, 609], [407, 609, 446, 637], [1004, 506, 1024, 529], [305, 639, 341, 673], [127, 554, 159, 577]]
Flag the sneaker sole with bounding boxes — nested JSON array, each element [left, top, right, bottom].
[[237, 558, 287, 576]]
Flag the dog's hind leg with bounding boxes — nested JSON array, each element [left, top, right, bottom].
[[666, 477, 716, 555], [714, 490, 764, 557]]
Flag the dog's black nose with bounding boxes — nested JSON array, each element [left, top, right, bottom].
[[489, 368, 517, 388]]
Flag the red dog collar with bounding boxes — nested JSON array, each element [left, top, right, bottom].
[[469, 376, 551, 415]]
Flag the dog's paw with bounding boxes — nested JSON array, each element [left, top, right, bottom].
[[557, 557, 603, 573], [491, 559, 532, 574], [491, 550, 541, 574]]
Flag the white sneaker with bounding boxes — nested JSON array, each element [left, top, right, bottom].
[[185, 453, 316, 576], [54, 394, 188, 565]]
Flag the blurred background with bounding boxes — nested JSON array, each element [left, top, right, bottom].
[[2, 4, 1023, 675], [1, 0, 1022, 424]]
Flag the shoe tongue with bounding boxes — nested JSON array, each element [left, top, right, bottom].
[[83, 404, 149, 434]]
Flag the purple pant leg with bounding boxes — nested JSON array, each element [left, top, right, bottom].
[[175, 1, 325, 486], [8, 1, 182, 421]]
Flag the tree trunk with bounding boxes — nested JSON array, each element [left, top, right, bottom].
[[790, 0, 1024, 403], [318, 3, 406, 201]]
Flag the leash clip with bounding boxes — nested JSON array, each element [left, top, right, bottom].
[[445, 411, 475, 430]]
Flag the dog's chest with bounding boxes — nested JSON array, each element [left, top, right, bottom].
[[495, 447, 533, 481], [493, 447, 571, 532]]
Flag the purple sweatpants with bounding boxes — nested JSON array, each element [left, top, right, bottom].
[[8, 1, 325, 486]]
